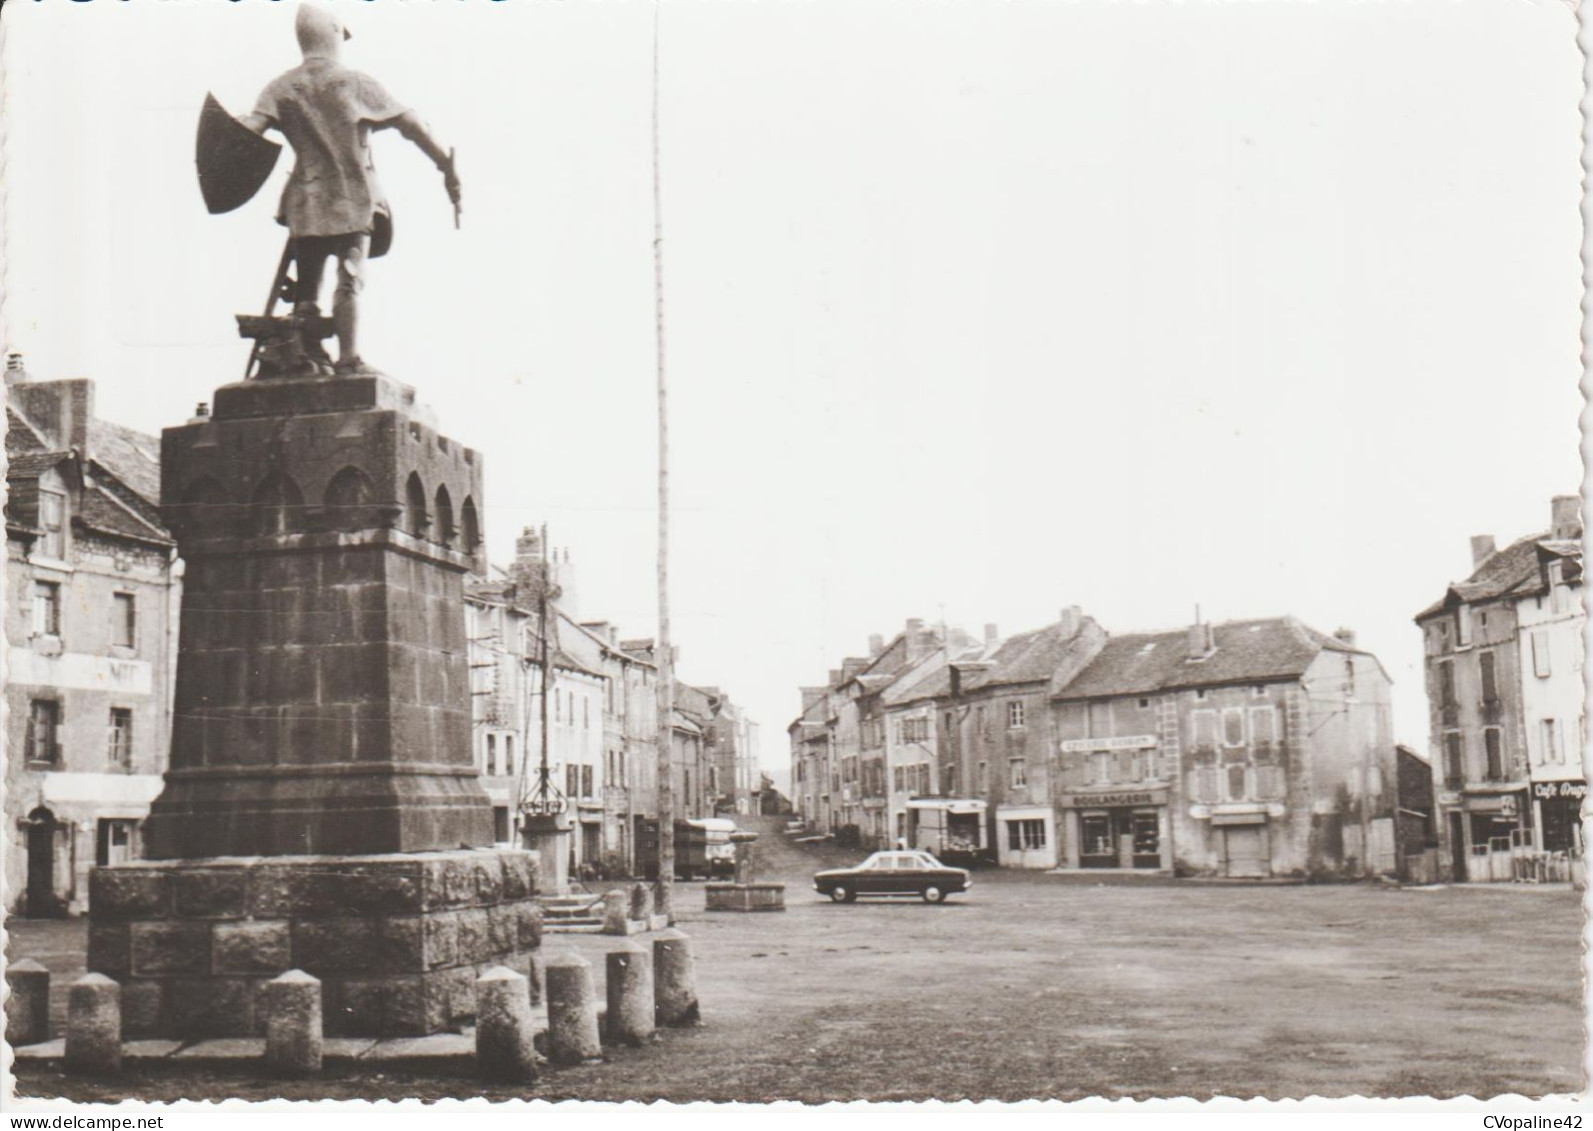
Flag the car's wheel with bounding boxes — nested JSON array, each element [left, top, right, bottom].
[[829, 885, 852, 903], [922, 885, 946, 904]]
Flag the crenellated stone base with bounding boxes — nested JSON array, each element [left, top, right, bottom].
[[87, 849, 541, 1039]]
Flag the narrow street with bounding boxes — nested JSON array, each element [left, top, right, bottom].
[[11, 816, 1584, 1102]]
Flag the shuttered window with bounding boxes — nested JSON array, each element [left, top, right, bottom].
[[1532, 631, 1552, 678]]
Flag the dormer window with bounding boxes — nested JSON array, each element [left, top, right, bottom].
[[38, 490, 65, 560]]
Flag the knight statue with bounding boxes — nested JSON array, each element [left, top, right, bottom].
[[196, 4, 461, 378]]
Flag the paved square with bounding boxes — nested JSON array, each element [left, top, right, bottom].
[[8, 826, 1583, 1101]]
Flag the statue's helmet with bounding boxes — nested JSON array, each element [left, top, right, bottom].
[[295, 4, 352, 59]]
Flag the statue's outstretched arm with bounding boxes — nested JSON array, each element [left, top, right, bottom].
[[238, 112, 275, 136], [391, 110, 461, 206]]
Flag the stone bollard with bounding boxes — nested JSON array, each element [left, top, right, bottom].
[[604, 942, 655, 1047], [264, 970, 323, 1077], [64, 973, 121, 1076], [543, 951, 602, 1064], [5, 959, 51, 1046], [629, 882, 653, 922], [602, 890, 629, 935], [476, 966, 538, 1083], [652, 928, 700, 1027]]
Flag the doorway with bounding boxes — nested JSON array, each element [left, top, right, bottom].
[[1080, 809, 1162, 869], [1221, 824, 1269, 878], [95, 819, 135, 867], [25, 807, 59, 918]]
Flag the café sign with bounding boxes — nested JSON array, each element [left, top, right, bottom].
[[1533, 781, 1588, 801], [1059, 734, 1158, 754]]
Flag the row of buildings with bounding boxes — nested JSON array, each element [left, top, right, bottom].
[[464, 526, 761, 877], [4, 362, 759, 915], [791, 610, 1400, 879], [789, 497, 1584, 883]]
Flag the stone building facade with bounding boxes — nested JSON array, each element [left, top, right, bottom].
[[5, 365, 180, 916], [463, 530, 681, 878], [1416, 495, 1585, 881], [947, 610, 1105, 870], [1052, 618, 1394, 878]]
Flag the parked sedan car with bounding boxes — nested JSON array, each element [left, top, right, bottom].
[[813, 850, 972, 904]]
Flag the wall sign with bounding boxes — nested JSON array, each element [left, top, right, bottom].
[[1533, 781, 1587, 801], [1060, 788, 1169, 809], [1059, 734, 1158, 754]]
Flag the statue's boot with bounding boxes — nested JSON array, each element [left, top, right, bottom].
[[292, 303, 334, 376], [331, 295, 381, 377]]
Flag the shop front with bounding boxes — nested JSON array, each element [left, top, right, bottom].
[[995, 804, 1057, 869], [1058, 786, 1171, 871], [1461, 791, 1529, 882], [1533, 779, 1586, 855], [905, 798, 990, 865]]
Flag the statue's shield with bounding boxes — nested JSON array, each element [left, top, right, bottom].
[[196, 92, 281, 215]]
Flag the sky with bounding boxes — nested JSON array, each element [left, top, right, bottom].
[[3, 0, 1585, 794]]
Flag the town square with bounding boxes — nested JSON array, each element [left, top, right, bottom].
[[2, 0, 1587, 1114]]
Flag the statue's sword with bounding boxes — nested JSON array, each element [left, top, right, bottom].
[[450, 148, 460, 230]]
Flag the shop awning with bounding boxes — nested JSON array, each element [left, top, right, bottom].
[[905, 798, 986, 815], [1211, 812, 1266, 827]]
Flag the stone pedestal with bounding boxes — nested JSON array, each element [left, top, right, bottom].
[[89, 850, 541, 1038], [522, 814, 571, 895], [87, 371, 539, 1040], [142, 373, 491, 857]]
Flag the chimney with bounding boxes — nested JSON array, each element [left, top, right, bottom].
[[1058, 606, 1082, 638], [1187, 621, 1215, 660], [1470, 535, 1497, 568], [841, 657, 868, 681], [828, 669, 843, 687], [868, 634, 884, 657], [800, 686, 827, 711], [905, 617, 925, 634], [984, 623, 999, 647], [1334, 627, 1357, 649], [1551, 495, 1582, 541], [10, 377, 93, 451], [5, 353, 29, 386], [554, 546, 577, 618]]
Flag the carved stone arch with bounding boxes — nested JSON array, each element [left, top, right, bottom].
[[460, 496, 481, 553], [324, 465, 379, 531], [434, 484, 456, 547], [405, 472, 429, 539], [178, 475, 231, 535], [250, 471, 304, 537]]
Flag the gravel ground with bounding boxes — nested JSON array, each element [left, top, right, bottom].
[[8, 817, 1585, 1103]]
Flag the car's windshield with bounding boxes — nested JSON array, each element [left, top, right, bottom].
[[916, 853, 946, 869]]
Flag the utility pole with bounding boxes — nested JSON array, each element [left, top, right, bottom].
[[651, 0, 675, 923]]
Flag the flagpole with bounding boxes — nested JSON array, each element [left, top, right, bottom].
[[651, 0, 676, 924]]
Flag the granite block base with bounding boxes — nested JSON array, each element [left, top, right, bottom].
[[703, 883, 786, 912], [87, 849, 541, 1039]]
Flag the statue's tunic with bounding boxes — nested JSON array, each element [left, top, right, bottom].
[[252, 58, 407, 239]]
